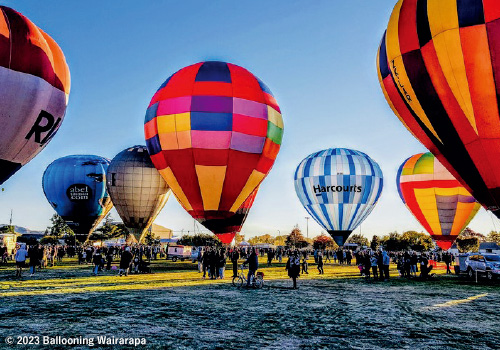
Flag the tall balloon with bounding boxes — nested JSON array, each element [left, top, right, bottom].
[[42, 155, 112, 242], [144, 61, 283, 240], [0, 6, 70, 185], [106, 145, 170, 242], [396, 152, 481, 250], [378, 1, 500, 218], [294, 148, 383, 246]]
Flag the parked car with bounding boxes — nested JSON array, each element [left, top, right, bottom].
[[465, 253, 500, 280]]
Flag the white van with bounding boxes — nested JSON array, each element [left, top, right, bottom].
[[167, 245, 192, 262]]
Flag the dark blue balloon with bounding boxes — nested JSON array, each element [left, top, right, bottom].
[[42, 155, 113, 242]]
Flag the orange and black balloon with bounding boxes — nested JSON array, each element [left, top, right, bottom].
[[378, 1, 500, 218]]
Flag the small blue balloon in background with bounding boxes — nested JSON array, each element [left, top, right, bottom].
[[42, 155, 113, 243]]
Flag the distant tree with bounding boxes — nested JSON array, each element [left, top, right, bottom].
[[456, 237, 479, 253], [380, 232, 403, 251], [46, 214, 74, 238], [114, 224, 130, 240], [40, 236, 60, 245], [313, 233, 337, 250], [285, 226, 309, 248], [17, 236, 38, 246], [88, 215, 128, 242], [273, 235, 287, 247], [0, 225, 15, 234], [401, 231, 434, 252], [234, 233, 245, 245], [346, 234, 369, 247], [459, 227, 486, 242], [248, 234, 274, 245], [487, 231, 500, 244], [370, 235, 380, 251], [144, 231, 160, 245], [177, 233, 222, 247]]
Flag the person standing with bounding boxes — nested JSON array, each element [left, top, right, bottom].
[[119, 247, 133, 276], [106, 249, 114, 270], [443, 252, 452, 274], [244, 248, 259, 287], [371, 252, 378, 281], [286, 251, 300, 289], [317, 251, 324, 275], [301, 256, 308, 274], [15, 244, 28, 278], [92, 249, 102, 276], [377, 250, 384, 280], [28, 244, 39, 276], [218, 248, 226, 279], [202, 248, 209, 279], [230, 248, 239, 278], [382, 250, 390, 281], [197, 248, 203, 273]]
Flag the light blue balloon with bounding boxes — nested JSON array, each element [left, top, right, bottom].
[[42, 155, 112, 242], [294, 148, 383, 246]]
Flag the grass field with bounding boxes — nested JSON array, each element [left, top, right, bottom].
[[0, 257, 498, 349]]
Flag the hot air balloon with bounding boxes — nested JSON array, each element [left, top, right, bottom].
[[378, 1, 500, 218], [106, 145, 170, 242], [396, 152, 481, 250], [144, 61, 283, 242], [203, 187, 259, 244], [42, 155, 112, 243], [0, 6, 70, 185], [294, 148, 383, 246]]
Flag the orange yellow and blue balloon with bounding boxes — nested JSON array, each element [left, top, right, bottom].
[[397, 152, 481, 250]]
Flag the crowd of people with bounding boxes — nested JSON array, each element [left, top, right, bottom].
[[9, 243, 165, 278], [5, 240, 458, 289]]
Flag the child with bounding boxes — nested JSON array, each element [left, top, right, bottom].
[[301, 257, 308, 274]]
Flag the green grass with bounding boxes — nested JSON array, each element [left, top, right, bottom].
[[0, 257, 498, 349]]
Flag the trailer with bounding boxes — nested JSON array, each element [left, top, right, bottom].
[[166, 245, 192, 262], [454, 253, 471, 275]]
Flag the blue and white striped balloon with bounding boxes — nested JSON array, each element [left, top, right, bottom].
[[294, 148, 383, 246]]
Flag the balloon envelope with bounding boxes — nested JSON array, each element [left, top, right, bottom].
[[0, 6, 70, 185], [207, 187, 259, 244], [294, 148, 383, 246], [42, 155, 112, 242], [106, 145, 170, 242], [397, 152, 481, 250], [144, 61, 283, 237], [378, 1, 500, 218]]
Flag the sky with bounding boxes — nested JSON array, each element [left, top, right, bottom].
[[0, 0, 498, 239]]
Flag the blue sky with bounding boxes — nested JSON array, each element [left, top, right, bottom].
[[1, 0, 497, 238]]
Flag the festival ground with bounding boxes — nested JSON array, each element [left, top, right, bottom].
[[0, 258, 498, 350]]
